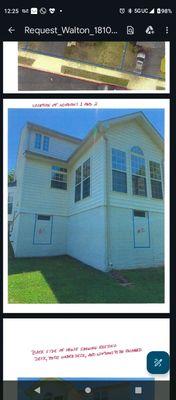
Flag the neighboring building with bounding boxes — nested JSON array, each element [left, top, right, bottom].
[[8, 181, 17, 233], [10, 112, 164, 271]]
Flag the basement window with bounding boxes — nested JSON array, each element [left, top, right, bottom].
[[38, 215, 51, 220], [133, 210, 146, 217], [51, 166, 67, 190]]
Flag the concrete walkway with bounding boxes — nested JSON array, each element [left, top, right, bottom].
[[18, 50, 165, 91]]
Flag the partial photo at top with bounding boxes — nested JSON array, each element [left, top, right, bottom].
[[3, 41, 169, 93]]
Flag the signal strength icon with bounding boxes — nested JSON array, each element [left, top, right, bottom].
[[149, 8, 155, 14]]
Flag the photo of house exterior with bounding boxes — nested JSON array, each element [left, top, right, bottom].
[[9, 111, 164, 272]]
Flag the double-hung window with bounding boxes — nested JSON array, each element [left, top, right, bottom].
[[149, 161, 163, 199], [43, 136, 49, 151], [83, 159, 90, 198], [35, 133, 42, 149], [75, 166, 81, 202], [35, 133, 49, 151], [112, 148, 127, 193], [75, 158, 90, 202], [51, 166, 67, 190], [131, 147, 147, 197], [8, 195, 13, 214]]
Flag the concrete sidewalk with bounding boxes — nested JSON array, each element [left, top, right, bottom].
[[18, 50, 165, 91]]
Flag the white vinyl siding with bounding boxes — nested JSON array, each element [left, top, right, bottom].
[[30, 130, 80, 160], [69, 138, 105, 215], [108, 120, 163, 213], [21, 158, 68, 216]]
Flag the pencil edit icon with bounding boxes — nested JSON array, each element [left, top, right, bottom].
[[147, 352, 170, 374]]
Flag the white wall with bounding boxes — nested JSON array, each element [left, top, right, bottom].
[[106, 120, 164, 213], [67, 206, 106, 271], [109, 206, 164, 269], [11, 118, 164, 271], [29, 129, 79, 160], [21, 158, 69, 216], [13, 212, 67, 257], [68, 137, 106, 215]]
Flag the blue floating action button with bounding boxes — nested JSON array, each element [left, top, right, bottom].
[[147, 351, 170, 374]]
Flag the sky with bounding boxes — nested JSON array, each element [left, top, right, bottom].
[[8, 108, 164, 170]]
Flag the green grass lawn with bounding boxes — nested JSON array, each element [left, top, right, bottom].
[[8, 243, 164, 304], [64, 42, 125, 68]]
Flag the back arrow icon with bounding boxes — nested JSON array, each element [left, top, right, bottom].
[[8, 27, 15, 34]]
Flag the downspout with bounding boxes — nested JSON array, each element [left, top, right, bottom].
[[104, 135, 113, 271]]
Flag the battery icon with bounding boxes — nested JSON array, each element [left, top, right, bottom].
[[157, 8, 161, 13]]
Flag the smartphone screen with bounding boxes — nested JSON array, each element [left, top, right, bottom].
[[1, 2, 174, 399]]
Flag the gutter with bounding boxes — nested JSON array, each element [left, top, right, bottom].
[[104, 135, 113, 271]]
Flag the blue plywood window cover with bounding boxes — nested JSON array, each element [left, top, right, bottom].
[[33, 214, 53, 245], [132, 210, 150, 248]]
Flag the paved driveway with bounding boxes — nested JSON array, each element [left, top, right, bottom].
[[143, 44, 165, 77]]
